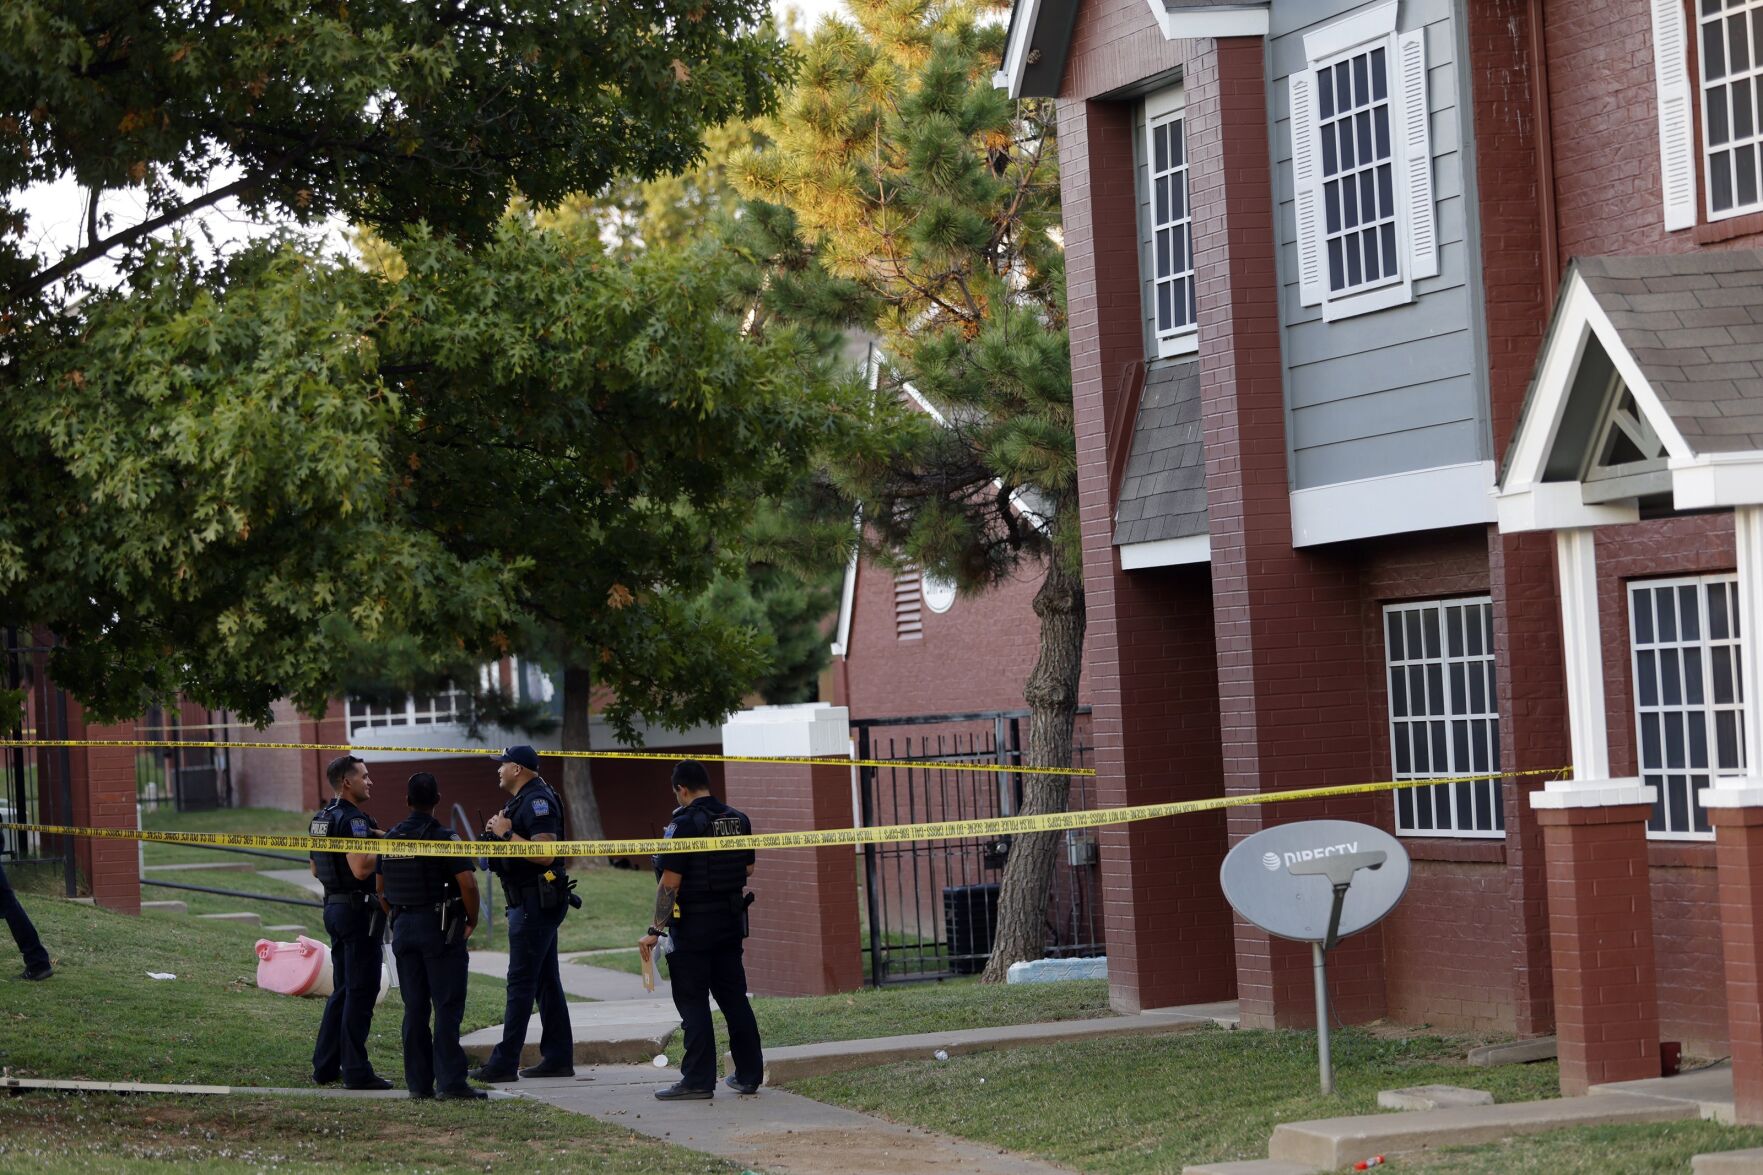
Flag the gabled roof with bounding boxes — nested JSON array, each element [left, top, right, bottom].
[[1496, 250, 1763, 530], [1575, 252, 1763, 454], [1113, 359, 1207, 547], [993, 1, 1267, 99]]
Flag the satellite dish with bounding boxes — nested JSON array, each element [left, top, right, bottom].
[[1219, 820, 1412, 1097], [1219, 820, 1410, 944]]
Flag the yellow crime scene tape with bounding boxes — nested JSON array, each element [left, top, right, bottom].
[[0, 766, 1570, 859], [0, 737, 1097, 779]]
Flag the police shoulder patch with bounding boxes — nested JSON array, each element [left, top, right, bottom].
[[530, 798, 550, 816], [662, 822, 678, 839], [350, 817, 369, 836]]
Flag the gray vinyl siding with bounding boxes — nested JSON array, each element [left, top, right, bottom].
[[1268, 0, 1488, 491]]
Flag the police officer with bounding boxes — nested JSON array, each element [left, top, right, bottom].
[[379, 772, 487, 1101], [309, 754, 391, 1090], [638, 760, 764, 1100], [469, 745, 576, 1082]]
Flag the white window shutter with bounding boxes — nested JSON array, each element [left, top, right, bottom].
[[1651, 0, 1697, 230], [1397, 29, 1438, 281], [1289, 70, 1324, 307]]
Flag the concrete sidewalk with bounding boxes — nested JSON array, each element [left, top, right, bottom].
[[511, 1065, 1077, 1175], [466, 948, 664, 1001]]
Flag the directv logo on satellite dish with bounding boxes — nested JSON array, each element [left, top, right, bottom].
[[1277, 841, 1360, 869]]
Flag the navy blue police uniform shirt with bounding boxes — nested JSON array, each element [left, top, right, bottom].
[[654, 797, 754, 879], [500, 779, 563, 884]]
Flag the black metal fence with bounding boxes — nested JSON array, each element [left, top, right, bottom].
[[133, 706, 233, 813], [2, 629, 77, 894], [856, 708, 1102, 985]]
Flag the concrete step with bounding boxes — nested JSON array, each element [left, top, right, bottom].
[[1467, 1036, 1556, 1067], [1591, 1064, 1738, 1124], [461, 999, 678, 1067], [142, 861, 256, 873], [140, 900, 188, 915], [1183, 1161, 1320, 1175], [1694, 1146, 1763, 1173], [196, 912, 262, 926], [1268, 1093, 1697, 1169], [753, 1004, 1222, 1083], [1377, 1084, 1495, 1111], [263, 925, 308, 935]]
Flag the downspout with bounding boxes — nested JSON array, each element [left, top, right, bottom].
[[1529, 0, 1560, 305]]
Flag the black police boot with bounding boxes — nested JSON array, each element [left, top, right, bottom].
[[342, 1074, 394, 1091], [654, 1082, 713, 1101], [518, 1060, 575, 1079], [468, 1064, 518, 1083], [437, 1086, 490, 1101], [723, 1075, 760, 1096], [21, 964, 52, 981]]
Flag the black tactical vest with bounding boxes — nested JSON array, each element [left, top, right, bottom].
[[308, 800, 375, 895], [676, 801, 751, 905], [380, 813, 460, 906]]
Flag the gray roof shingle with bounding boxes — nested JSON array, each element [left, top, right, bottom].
[[1577, 251, 1763, 455], [1112, 359, 1208, 547]]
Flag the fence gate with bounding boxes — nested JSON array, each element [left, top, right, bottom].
[[135, 706, 232, 813], [855, 709, 1102, 985]]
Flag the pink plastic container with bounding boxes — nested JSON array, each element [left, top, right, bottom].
[[255, 935, 334, 998]]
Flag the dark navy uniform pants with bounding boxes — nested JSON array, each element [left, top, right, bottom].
[[392, 908, 470, 1095], [487, 899, 571, 1072], [313, 898, 383, 1084], [668, 933, 763, 1091], [0, 860, 48, 972]]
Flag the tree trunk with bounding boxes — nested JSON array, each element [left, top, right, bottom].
[[980, 552, 1086, 983], [559, 664, 606, 866]]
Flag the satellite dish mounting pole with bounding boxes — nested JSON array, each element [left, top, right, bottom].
[[1288, 850, 1386, 1095]]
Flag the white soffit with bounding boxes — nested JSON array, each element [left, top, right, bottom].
[[1119, 532, 1212, 569], [1147, 1, 1269, 39], [995, 0, 1045, 97], [1290, 461, 1497, 547]]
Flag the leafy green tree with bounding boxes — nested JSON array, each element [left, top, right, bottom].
[[0, 1, 798, 725], [737, 0, 1077, 980]]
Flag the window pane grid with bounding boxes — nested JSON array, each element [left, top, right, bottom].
[[1631, 575, 1744, 839], [1148, 113, 1195, 338], [1386, 599, 1503, 838], [1317, 45, 1399, 295], [1700, 0, 1763, 217], [346, 682, 470, 738]]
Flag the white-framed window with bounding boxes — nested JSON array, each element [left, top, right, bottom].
[[1289, 0, 1437, 321], [345, 683, 470, 738], [1141, 84, 1196, 358], [1697, 0, 1763, 219], [1384, 597, 1504, 838], [1629, 575, 1746, 840]]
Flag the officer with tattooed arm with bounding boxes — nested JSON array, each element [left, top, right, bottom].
[[639, 759, 764, 1100]]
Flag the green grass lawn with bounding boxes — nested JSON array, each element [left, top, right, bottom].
[[549, 864, 656, 953], [571, 947, 647, 976], [1405, 1119, 1763, 1173], [2, 898, 509, 1089], [0, 1093, 744, 1174], [788, 1025, 1566, 1173], [747, 976, 1114, 1049], [140, 807, 310, 867]]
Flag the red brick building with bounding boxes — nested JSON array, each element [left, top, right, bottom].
[[999, 0, 1763, 1106]]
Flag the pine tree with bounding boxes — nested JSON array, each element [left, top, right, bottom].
[[737, 0, 1078, 980]]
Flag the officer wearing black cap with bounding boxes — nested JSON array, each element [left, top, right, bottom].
[[639, 759, 764, 1100], [379, 772, 486, 1100], [309, 754, 392, 1090], [469, 745, 576, 1082]]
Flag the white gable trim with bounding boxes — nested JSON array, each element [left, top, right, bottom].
[[1147, 2, 1269, 39], [1291, 461, 1496, 546], [995, 0, 1046, 98], [1119, 533, 1211, 568], [1670, 452, 1763, 510], [828, 548, 859, 658], [1496, 269, 1720, 531]]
